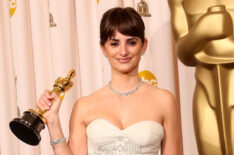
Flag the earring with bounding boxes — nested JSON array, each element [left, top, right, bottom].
[[141, 52, 144, 56]]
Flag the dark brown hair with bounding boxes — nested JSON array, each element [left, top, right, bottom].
[[100, 7, 145, 45]]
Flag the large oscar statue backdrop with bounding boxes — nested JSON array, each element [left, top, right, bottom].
[[168, 0, 234, 154]]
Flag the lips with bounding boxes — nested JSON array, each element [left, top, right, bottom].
[[116, 57, 132, 63]]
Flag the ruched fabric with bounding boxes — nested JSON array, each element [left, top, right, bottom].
[[86, 119, 164, 155]]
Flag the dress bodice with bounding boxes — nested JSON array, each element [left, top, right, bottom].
[[86, 119, 164, 155]]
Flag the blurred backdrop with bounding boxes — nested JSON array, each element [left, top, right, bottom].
[[0, 0, 197, 154]]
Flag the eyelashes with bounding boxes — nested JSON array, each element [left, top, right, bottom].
[[110, 41, 137, 47], [110, 42, 119, 46], [128, 41, 136, 46]]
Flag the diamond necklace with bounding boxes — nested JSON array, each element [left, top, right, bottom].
[[108, 79, 142, 96]]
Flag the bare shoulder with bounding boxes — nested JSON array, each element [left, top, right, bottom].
[[70, 86, 107, 124], [143, 83, 176, 101], [69, 91, 106, 154], [75, 86, 106, 106], [143, 83, 177, 112]]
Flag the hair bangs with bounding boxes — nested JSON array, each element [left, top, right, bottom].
[[100, 7, 145, 45]]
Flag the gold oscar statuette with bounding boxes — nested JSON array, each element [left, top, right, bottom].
[[9, 69, 76, 146], [137, 0, 151, 17], [168, 0, 234, 154]]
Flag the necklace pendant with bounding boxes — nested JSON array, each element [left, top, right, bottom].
[[121, 93, 127, 96]]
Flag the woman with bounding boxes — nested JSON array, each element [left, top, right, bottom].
[[37, 7, 182, 155]]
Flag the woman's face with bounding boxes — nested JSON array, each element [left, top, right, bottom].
[[101, 31, 147, 74]]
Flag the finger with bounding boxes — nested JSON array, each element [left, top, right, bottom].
[[41, 94, 52, 107], [40, 97, 49, 109], [48, 94, 62, 111], [45, 90, 55, 100], [37, 99, 46, 111], [36, 105, 46, 113], [39, 98, 50, 110], [50, 92, 58, 98], [51, 92, 61, 104]]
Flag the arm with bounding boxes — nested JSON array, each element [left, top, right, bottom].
[[47, 115, 73, 155], [37, 91, 88, 155], [168, 0, 233, 66], [161, 91, 182, 155], [68, 99, 88, 154]]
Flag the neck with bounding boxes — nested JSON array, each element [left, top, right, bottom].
[[110, 67, 141, 93]]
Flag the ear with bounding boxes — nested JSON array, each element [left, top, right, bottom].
[[142, 39, 148, 55]]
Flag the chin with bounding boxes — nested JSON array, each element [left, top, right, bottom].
[[115, 65, 138, 74]]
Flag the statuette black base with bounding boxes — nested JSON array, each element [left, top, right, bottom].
[[9, 69, 75, 146], [9, 110, 45, 146]]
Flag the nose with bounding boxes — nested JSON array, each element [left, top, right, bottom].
[[120, 43, 128, 56]]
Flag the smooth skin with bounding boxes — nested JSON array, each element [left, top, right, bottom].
[[37, 31, 182, 155]]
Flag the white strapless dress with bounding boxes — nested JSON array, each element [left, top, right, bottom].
[[86, 119, 164, 155]]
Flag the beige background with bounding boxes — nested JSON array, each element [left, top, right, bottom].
[[1, 0, 197, 154]]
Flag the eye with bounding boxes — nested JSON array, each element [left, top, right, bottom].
[[128, 41, 137, 46], [110, 42, 119, 47]]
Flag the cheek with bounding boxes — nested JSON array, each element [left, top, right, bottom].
[[130, 46, 142, 55], [105, 47, 119, 57]]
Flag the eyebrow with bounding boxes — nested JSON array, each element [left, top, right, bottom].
[[110, 37, 138, 42], [110, 39, 119, 42], [127, 38, 138, 41]]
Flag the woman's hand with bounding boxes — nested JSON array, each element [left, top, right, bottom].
[[36, 89, 62, 124]]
